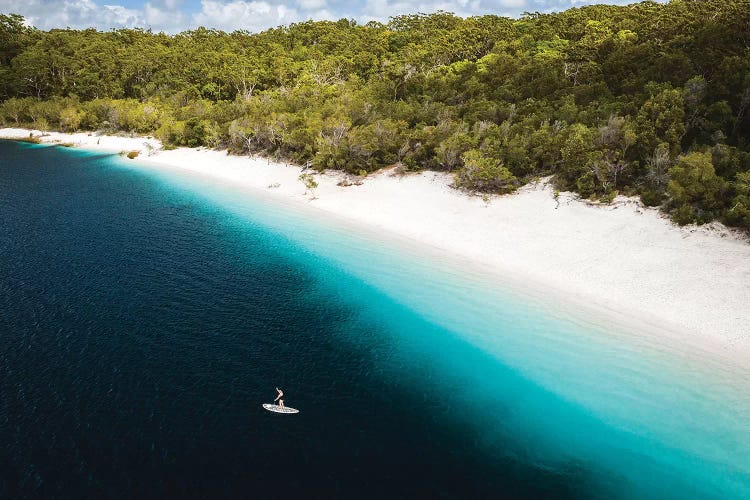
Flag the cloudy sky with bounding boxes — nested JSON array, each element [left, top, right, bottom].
[[1, 0, 656, 33]]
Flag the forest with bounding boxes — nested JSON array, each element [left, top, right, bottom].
[[1, 0, 749, 228]]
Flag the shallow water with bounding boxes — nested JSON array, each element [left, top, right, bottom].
[[1, 141, 748, 498]]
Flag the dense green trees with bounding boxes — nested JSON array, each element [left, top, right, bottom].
[[454, 149, 517, 193], [667, 151, 727, 224], [1, 2, 750, 228]]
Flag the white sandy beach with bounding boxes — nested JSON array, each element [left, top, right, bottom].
[[4, 127, 750, 355]]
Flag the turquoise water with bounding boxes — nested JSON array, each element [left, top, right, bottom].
[[2, 141, 749, 497]]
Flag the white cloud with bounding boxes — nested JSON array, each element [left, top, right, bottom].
[[0, 0, 193, 31], [144, 2, 186, 30], [160, 0, 183, 8], [192, 0, 299, 31], [1, 0, 142, 29], [499, 0, 525, 7], [298, 0, 327, 10], [307, 8, 337, 21]]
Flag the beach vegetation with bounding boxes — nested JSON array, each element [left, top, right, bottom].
[[667, 152, 727, 224], [33, 116, 49, 132], [299, 173, 318, 197], [0, 97, 23, 124], [0, 3, 750, 228], [59, 106, 83, 132], [454, 149, 517, 194], [726, 172, 750, 228]]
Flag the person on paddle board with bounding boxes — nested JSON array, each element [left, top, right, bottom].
[[274, 387, 284, 409]]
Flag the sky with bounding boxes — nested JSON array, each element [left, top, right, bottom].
[[0, 0, 658, 33]]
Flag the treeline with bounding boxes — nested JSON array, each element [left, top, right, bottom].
[[1, 2, 749, 228]]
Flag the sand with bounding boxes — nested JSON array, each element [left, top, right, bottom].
[[3, 127, 749, 355]]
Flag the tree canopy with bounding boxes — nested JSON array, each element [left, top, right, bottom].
[[1, 2, 750, 228]]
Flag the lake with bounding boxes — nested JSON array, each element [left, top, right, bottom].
[[1, 141, 748, 498]]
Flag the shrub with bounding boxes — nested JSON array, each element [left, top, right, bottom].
[[299, 173, 318, 191], [575, 172, 596, 198], [34, 117, 50, 132], [725, 172, 750, 228], [182, 118, 205, 147], [672, 204, 695, 225], [640, 189, 664, 207], [599, 190, 618, 203], [667, 151, 727, 223], [454, 149, 517, 193], [59, 106, 83, 132]]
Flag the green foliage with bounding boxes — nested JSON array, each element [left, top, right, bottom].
[[576, 171, 597, 198], [671, 203, 696, 226], [0, 97, 24, 123], [436, 128, 476, 171], [635, 87, 685, 157], [0, 14, 38, 96], [1, 2, 750, 227], [559, 123, 596, 190], [667, 151, 727, 224], [726, 172, 750, 228], [640, 189, 665, 207], [181, 118, 210, 147], [59, 106, 83, 132], [298, 173, 318, 195], [454, 149, 517, 193]]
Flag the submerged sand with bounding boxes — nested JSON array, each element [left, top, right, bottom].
[[3, 128, 749, 355]]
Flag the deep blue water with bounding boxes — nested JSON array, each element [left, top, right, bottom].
[[1, 141, 749, 498]]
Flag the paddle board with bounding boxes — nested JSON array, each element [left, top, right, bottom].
[[262, 404, 299, 414]]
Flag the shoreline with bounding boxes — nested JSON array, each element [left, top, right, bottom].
[[4, 127, 750, 361]]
